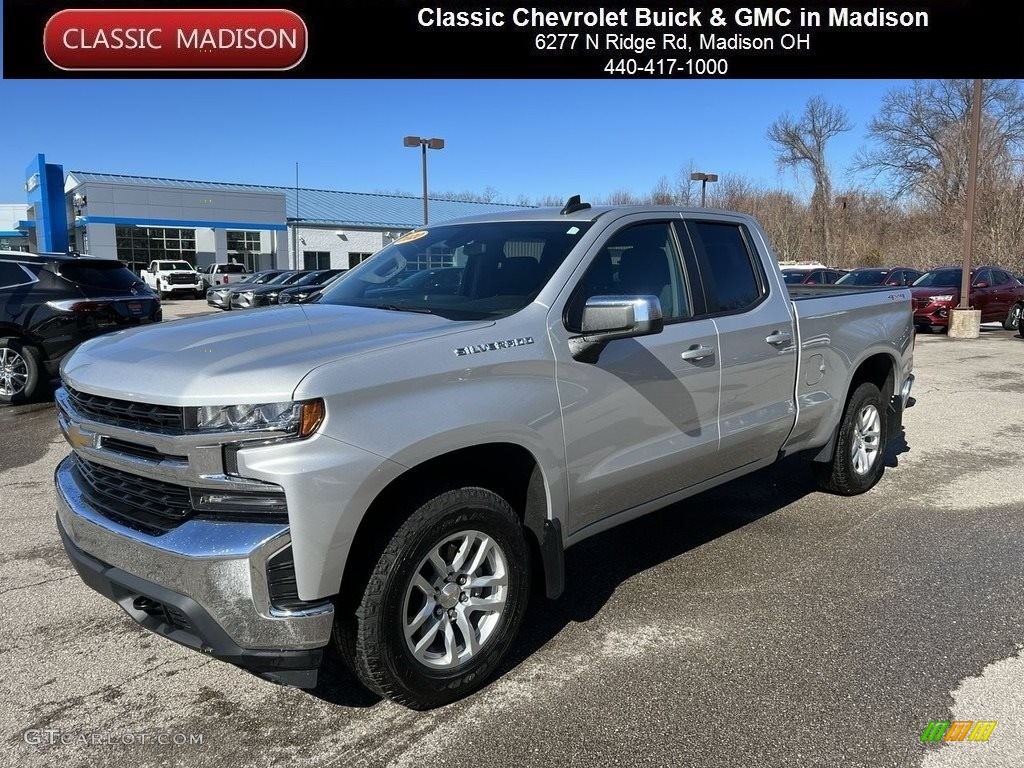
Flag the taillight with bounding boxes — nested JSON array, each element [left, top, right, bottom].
[[46, 299, 113, 313]]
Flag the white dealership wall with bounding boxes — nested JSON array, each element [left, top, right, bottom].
[[290, 225, 395, 270]]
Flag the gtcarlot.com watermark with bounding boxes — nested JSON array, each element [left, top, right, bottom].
[[24, 729, 204, 747]]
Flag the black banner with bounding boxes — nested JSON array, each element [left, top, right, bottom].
[[3, 1, 1021, 78]]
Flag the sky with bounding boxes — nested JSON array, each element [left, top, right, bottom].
[[0, 79, 908, 204]]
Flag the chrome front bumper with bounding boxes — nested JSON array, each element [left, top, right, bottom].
[[54, 456, 334, 653]]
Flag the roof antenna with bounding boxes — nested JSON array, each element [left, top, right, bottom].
[[560, 195, 591, 215]]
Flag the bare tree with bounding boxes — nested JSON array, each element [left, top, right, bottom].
[[767, 96, 852, 259], [649, 176, 675, 205], [858, 79, 1024, 205]]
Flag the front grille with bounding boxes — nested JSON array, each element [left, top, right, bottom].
[[71, 454, 193, 535], [915, 299, 930, 309], [168, 273, 196, 285], [101, 437, 186, 463], [65, 386, 185, 434]]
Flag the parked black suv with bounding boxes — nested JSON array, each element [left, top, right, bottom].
[[0, 251, 161, 403]]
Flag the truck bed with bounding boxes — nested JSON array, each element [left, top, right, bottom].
[[787, 284, 904, 300], [780, 284, 914, 458]]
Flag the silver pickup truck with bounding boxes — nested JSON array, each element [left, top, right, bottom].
[[54, 202, 914, 709]]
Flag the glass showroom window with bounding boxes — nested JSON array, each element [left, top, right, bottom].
[[303, 251, 331, 270], [227, 231, 263, 271], [115, 226, 197, 265]]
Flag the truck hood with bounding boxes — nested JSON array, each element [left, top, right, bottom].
[[61, 304, 487, 405]]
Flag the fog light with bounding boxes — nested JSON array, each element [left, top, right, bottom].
[[190, 488, 287, 514]]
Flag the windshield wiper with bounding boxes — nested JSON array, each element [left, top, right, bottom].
[[373, 303, 437, 315]]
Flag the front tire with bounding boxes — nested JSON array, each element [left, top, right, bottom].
[[0, 337, 41, 405], [1004, 302, 1023, 331], [816, 382, 887, 495], [339, 487, 530, 709]]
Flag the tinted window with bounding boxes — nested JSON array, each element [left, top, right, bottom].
[[221, 264, 247, 274], [837, 269, 887, 285], [687, 222, 764, 312], [913, 269, 961, 287], [565, 222, 690, 331], [781, 270, 805, 284], [0, 263, 35, 289], [58, 261, 143, 289], [973, 269, 993, 286], [993, 270, 1011, 286]]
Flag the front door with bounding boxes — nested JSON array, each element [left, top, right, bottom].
[[550, 218, 722, 536]]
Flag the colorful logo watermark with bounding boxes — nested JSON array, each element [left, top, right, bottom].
[[921, 720, 996, 743]]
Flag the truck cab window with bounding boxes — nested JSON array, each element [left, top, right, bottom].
[[685, 221, 765, 313], [565, 222, 690, 331]]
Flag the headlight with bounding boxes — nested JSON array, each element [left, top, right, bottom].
[[929, 294, 954, 302], [239, 290, 254, 299], [279, 293, 293, 304], [186, 399, 324, 437]]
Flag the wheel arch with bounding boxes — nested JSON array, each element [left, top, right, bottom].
[[813, 350, 900, 463], [338, 441, 565, 608]]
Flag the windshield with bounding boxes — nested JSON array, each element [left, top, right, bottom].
[[248, 271, 283, 284], [781, 271, 805, 284], [913, 269, 961, 287], [287, 271, 330, 287], [264, 271, 298, 285], [836, 269, 888, 285], [280, 272, 310, 285], [158, 261, 193, 271], [319, 220, 592, 320]]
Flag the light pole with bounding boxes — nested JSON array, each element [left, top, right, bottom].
[[690, 171, 718, 207], [404, 136, 445, 225]]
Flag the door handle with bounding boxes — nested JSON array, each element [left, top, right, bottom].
[[681, 344, 714, 361], [765, 330, 792, 346]]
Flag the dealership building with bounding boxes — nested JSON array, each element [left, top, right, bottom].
[[2, 154, 525, 270]]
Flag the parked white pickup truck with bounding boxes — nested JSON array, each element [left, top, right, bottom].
[[140, 260, 203, 299], [200, 262, 249, 288], [56, 201, 914, 709]]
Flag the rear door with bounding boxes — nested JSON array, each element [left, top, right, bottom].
[[991, 270, 1015, 320], [552, 217, 721, 534], [971, 269, 997, 320], [680, 218, 798, 470]]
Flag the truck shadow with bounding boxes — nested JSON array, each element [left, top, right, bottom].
[[510, 456, 820, 648]]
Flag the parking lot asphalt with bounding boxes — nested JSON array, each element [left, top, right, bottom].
[[2, 316, 1023, 768]]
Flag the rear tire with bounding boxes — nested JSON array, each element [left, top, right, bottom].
[[816, 382, 887, 495], [1004, 303, 1023, 331], [337, 487, 530, 709], [0, 337, 41, 405]]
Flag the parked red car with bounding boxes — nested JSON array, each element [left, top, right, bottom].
[[911, 266, 1024, 332]]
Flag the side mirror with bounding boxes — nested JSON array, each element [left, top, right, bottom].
[[569, 295, 664, 362], [973, 281, 989, 288]]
